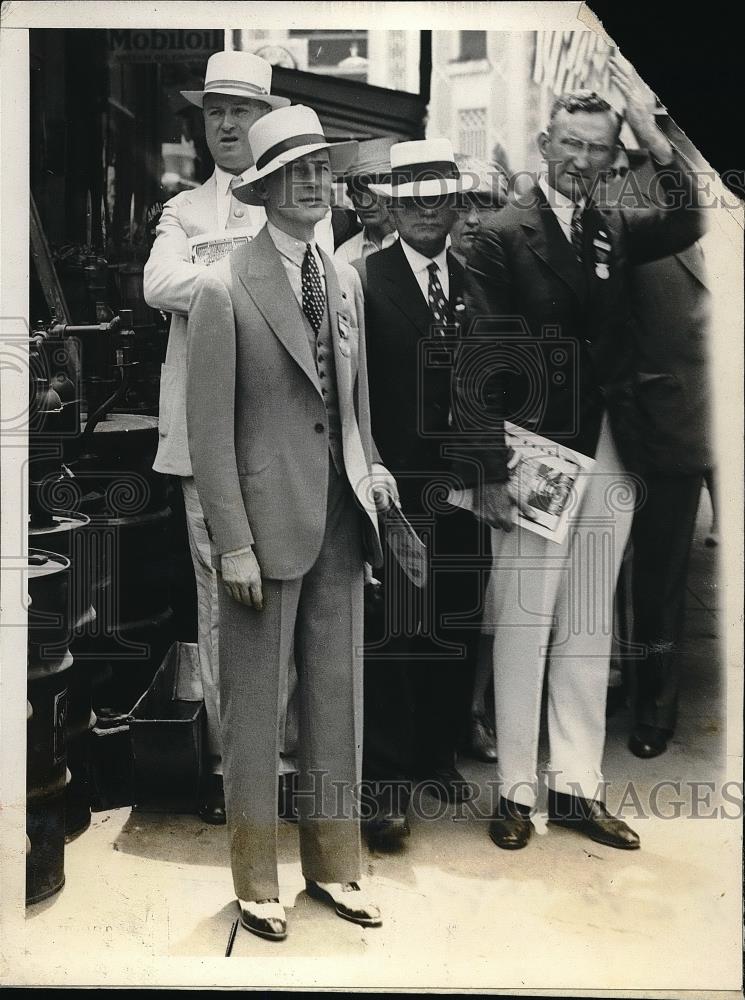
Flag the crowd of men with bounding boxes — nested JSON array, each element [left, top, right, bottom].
[[144, 50, 710, 942]]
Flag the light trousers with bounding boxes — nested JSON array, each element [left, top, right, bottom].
[[218, 465, 364, 901], [181, 477, 299, 778], [483, 416, 635, 809]]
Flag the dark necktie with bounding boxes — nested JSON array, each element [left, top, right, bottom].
[[570, 202, 585, 262], [301, 243, 325, 333], [427, 261, 448, 322]]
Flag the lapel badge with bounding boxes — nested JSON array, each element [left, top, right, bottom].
[[593, 231, 612, 280], [337, 312, 351, 339]]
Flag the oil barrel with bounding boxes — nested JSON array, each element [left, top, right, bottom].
[[29, 512, 95, 838], [26, 550, 73, 905]]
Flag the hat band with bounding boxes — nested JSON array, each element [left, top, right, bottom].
[[204, 79, 269, 97], [390, 160, 460, 185], [256, 133, 327, 171]]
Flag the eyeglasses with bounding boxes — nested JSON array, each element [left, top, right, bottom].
[[558, 137, 614, 160]]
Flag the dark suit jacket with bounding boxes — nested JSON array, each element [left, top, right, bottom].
[[358, 239, 465, 513], [628, 244, 712, 475], [454, 156, 706, 484]]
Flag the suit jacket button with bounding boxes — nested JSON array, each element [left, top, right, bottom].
[[314, 422, 325, 433]]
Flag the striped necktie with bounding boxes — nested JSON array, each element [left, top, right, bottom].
[[570, 202, 586, 262], [427, 261, 448, 322]]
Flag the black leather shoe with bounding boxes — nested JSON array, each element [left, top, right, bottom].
[[364, 814, 411, 852], [469, 714, 498, 763], [417, 765, 474, 803], [547, 789, 640, 850], [198, 774, 226, 825], [629, 725, 669, 759], [488, 798, 534, 850], [239, 898, 287, 941], [278, 772, 298, 822]]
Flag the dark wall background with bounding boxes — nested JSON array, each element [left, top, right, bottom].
[[587, 0, 744, 200]]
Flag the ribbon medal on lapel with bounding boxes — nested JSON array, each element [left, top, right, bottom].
[[593, 230, 612, 280], [337, 313, 352, 357]]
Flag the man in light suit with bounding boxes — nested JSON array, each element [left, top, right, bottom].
[[454, 61, 705, 852], [186, 105, 398, 940], [144, 51, 330, 823]]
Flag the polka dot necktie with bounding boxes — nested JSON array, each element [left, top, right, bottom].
[[427, 261, 448, 323], [302, 243, 325, 334]]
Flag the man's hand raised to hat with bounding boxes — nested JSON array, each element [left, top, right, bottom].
[[609, 56, 672, 164], [221, 548, 264, 610]]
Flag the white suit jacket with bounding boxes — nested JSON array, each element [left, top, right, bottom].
[[144, 171, 333, 477]]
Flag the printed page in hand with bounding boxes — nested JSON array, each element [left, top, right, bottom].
[[188, 228, 256, 266], [447, 422, 596, 544]]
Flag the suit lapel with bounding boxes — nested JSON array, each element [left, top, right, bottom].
[[676, 241, 708, 288], [182, 172, 219, 234], [234, 227, 321, 394], [379, 240, 434, 335], [522, 188, 587, 302], [320, 247, 355, 413], [447, 250, 465, 315]]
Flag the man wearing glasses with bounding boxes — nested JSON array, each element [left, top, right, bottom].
[[454, 61, 705, 853]]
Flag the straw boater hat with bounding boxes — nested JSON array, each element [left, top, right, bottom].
[[453, 153, 509, 204], [340, 136, 399, 182], [181, 50, 290, 110], [232, 105, 358, 206], [369, 138, 479, 199]]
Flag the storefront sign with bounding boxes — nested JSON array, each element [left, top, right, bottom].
[[108, 29, 225, 64], [532, 30, 613, 98]]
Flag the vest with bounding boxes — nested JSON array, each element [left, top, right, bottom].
[[301, 301, 344, 475]]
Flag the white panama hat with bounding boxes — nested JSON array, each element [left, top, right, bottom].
[[369, 138, 480, 199], [181, 50, 290, 110], [232, 105, 358, 206]]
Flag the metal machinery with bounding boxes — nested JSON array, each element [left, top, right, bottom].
[[27, 301, 175, 903]]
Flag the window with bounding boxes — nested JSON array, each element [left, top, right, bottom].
[[457, 31, 487, 62], [458, 108, 487, 160]]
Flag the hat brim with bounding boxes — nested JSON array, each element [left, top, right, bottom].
[[180, 88, 291, 110], [369, 174, 480, 199], [232, 140, 359, 206]]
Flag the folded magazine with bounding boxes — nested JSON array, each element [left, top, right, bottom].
[[188, 228, 256, 266], [447, 422, 595, 544]]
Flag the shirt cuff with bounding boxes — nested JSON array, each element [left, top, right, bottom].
[[221, 546, 253, 559]]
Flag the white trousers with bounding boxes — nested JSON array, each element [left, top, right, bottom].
[[483, 417, 635, 809], [181, 477, 299, 777]]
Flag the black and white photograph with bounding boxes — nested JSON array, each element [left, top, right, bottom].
[[0, 1, 742, 991]]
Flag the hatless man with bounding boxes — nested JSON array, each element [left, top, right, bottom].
[[453, 59, 705, 852]]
